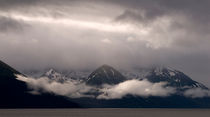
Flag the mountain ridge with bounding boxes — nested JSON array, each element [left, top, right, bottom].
[[86, 64, 127, 86], [2, 60, 209, 108]]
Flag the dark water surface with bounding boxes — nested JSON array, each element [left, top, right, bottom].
[[0, 109, 209, 117]]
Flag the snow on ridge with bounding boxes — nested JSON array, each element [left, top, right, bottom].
[[111, 68, 114, 75]]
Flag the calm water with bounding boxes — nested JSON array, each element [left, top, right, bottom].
[[0, 109, 209, 117]]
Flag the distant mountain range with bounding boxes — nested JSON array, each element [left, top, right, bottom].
[[1, 60, 210, 108], [40, 65, 208, 91]]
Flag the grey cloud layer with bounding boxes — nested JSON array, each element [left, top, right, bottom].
[[0, 0, 210, 87]]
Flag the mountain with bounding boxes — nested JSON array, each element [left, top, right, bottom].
[[3, 61, 209, 108], [41, 69, 91, 83], [23, 68, 90, 82], [0, 60, 79, 108], [86, 65, 127, 86], [145, 67, 208, 90], [122, 66, 208, 91], [42, 69, 67, 82], [72, 65, 210, 108], [64, 70, 90, 81]]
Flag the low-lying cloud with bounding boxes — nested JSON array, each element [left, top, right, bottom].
[[16, 75, 210, 99], [97, 79, 175, 99], [184, 88, 210, 98], [16, 75, 94, 98]]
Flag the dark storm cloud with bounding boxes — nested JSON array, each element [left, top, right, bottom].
[[0, 0, 39, 10], [0, 0, 66, 8], [0, 16, 27, 33], [107, 0, 210, 21], [2, 0, 210, 33], [0, 0, 91, 10], [111, 0, 210, 35]]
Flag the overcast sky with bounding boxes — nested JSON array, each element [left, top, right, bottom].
[[0, 0, 210, 87]]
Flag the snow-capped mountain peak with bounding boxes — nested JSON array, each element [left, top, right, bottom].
[[153, 67, 180, 77], [42, 69, 67, 82], [87, 64, 126, 86], [44, 69, 62, 78], [147, 66, 208, 90], [122, 66, 208, 91]]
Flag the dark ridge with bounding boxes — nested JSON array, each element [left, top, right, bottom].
[[0, 60, 79, 108]]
